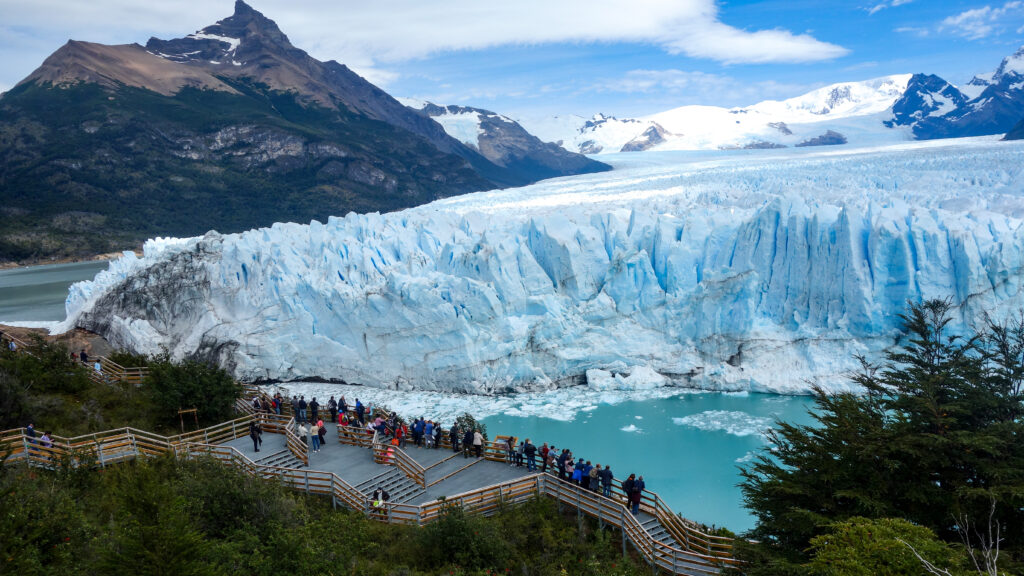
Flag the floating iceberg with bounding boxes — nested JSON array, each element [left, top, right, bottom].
[[61, 138, 1024, 394]]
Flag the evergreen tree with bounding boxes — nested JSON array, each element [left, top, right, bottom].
[[738, 299, 1024, 572]]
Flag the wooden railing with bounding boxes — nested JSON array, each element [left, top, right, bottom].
[[283, 417, 309, 466], [372, 436, 426, 488], [537, 474, 736, 575], [337, 423, 374, 447]]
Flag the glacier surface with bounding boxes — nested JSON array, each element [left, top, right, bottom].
[[61, 137, 1024, 394]]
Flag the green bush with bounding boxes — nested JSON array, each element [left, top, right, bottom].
[[456, 412, 488, 442], [807, 517, 968, 576], [416, 505, 511, 569], [143, 355, 241, 427], [0, 454, 649, 575]]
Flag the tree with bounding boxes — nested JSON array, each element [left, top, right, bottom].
[[738, 300, 1024, 572], [143, 355, 241, 427], [807, 517, 968, 576]]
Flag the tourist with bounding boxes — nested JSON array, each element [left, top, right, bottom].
[[600, 465, 614, 497], [557, 449, 569, 480], [298, 422, 309, 448], [589, 464, 600, 491], [572, 459, 586, 485], [372, 486, 390, 508], [424, 420, 434, 448], [449, 423, 460, 452], [274, 392, 283, 415], [298, 396, 308, 423], [630, 475, 647, 510], [412, 417, 424, 446], [70, 351, 77, 362], [94, 361, 103, 379], [355, 399, 364, 423], [462, 428, 474, 458], [309, 420, 320, 453], [291, 396, 299, 420], [309, 397, 319, 424], [505, 437, 515, 466], [433, 422, 443, 449], [339, 395, 348, 417], [397, 422, 408, 447], [79, 349, 88, 363], [629, 474, 644, 515], [565, 457, 576, 482], [540, 442, 549, 472], [40, 431, 53, 460], [525, 439, 538, 471], [514, 440, 525, 467], [24, 423, 36, 456], [622, 474, 636, 509], [473, 429, 484, 458], [252, 396, 262, 412], [545, 446, 557, 474], [249, 420, 263, 453], [317, 420, 327, 450], [328, 396, 337, 422]]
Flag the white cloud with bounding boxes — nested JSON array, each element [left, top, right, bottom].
[[868, 0, 913, 16], [593, 68, 814, 106], [895, 26, 930, 37], [0, 0, 848, 69], [939, 1, 1024, 40]]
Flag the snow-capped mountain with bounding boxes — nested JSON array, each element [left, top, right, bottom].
[[60, 138, 1024, 395], [529, 47, 1024, 153], [399, 99, 609, 180], [909, 47, 1024, 140], [530, 75, 915, 153]]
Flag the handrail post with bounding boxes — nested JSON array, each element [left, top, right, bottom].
[[621, 508, 627, 557]]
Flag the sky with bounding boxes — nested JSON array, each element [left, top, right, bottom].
[[1, 0, 1023, 123]]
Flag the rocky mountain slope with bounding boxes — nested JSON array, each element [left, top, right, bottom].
[[0, 1, 607, 264], [402, 101, 609, 182]]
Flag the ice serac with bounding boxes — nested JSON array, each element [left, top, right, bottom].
[[63, 140, 1024, 394]]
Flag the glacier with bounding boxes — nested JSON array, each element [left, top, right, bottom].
[[60, 137, 1024, 394]]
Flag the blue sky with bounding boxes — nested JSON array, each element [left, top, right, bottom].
[[1, 0, 1023, 122]]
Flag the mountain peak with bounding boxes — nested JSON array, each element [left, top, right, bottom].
[[993, 44, 1024, 79], [145, 1, 292, 65]]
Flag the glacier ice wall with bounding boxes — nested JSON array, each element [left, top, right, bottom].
[[62, 139, 1024, 394]]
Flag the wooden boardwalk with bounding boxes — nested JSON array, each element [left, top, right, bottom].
[[0, 357, 739, 575], [223, 423, 536, 504]]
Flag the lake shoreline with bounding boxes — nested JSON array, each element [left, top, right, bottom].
[[0, 250, 135, 271]]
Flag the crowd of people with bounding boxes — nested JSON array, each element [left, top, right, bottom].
[[254, 392, 649, 515]]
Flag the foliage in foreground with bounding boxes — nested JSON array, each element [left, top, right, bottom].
[[1, 454, 647, 575], [736, 300, 1024, 575], [0, 341, 238, 435]]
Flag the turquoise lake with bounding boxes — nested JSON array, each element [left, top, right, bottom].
[[482, 392, 817, 532]]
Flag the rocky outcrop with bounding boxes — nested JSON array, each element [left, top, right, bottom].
[[620, 123, 670, 152], [412, 102, 609, 180], [795, 130, 848, 147]]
